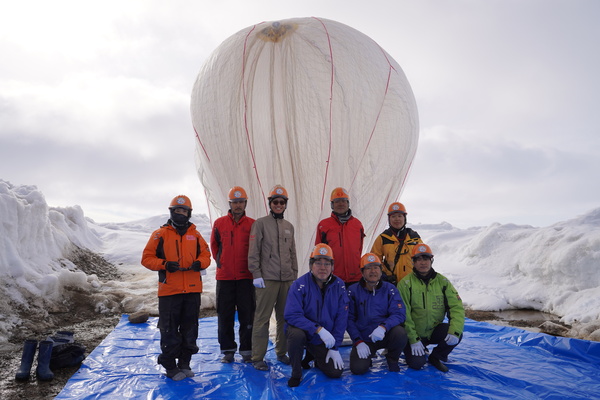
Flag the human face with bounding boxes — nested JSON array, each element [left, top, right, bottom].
[[332, 198, 349, 214], [389, 213, 406, 229], [311, 258, 333, 284], [270, 198, 287, 214], [230, 199, 246, 216], [362, 263, 382, 284], [412, 255, 432, 275]]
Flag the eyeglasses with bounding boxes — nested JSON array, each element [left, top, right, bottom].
[[313, 260, 332, 267], [271, 200, 286, 206]]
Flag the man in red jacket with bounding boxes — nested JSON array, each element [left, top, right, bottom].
[[315, 187, 365, 286], [142, 195, 211, 381], [211, 186, 256, 364]]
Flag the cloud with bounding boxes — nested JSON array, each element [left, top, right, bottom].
[[1, 0, 599, 227]]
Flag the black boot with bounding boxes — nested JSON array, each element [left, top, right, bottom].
[[36, 340, 55, 381], [15, 339, 38, 381]]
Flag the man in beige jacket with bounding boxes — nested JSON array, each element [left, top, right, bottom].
[[248, 185, 298, 371]]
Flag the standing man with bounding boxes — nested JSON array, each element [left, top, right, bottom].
[[398, 244, 465, 372], [284, 244, 348, 387], [315, 187, 365, 286], [142, 195, 211, 381], [248, 184, 298, 371], [347, 253, 408, 374], [371, 202, 423, 285], [211, 186, 255, 363]]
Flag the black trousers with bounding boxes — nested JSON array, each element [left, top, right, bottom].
[[287, 325, 343, 380], [216, 279, 255, 355], [403, 322, 462, 370], [157, 293, 201, 370], [349, 325, 407, 375]]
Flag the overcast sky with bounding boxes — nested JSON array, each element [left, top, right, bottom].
[[1, 0, 599, 228]]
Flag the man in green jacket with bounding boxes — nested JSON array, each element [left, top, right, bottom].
[[398, 243, 464, 372]]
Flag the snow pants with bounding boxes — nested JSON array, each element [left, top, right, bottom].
[[404, 322, 462, 370], [216, 279, 255, 356], [251, 280, 292, 362], [287, 325, 343, 380], [350, 325, 408, 374], [157, 292, 200, 370]]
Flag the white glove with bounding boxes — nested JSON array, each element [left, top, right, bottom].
[[253, 277, 265, 288], [201, 269, 207, 276], [445, 334, 459, 346], [317, 328, 336, 348], [411, 341, 426, 357], [325, 349, 344, 370], [356, 342, 371, 359], [369, 326, 386, 342]]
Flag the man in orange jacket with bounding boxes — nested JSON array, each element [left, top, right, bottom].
[[142, 195, 211, 381], [315, 187, 365, 286]]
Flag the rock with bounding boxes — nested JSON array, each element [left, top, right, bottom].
[[539, 321, 569, 336], [128, 311, 149, 324]]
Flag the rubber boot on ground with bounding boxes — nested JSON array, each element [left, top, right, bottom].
[[15, 339, 38, 381], [36, 340, 55, 381]]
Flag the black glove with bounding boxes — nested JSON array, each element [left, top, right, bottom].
[[190, 261, 202, 272], [165, 261, 180, 272]]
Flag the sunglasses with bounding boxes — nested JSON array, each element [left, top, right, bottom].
[[271, 200, 286, 205]]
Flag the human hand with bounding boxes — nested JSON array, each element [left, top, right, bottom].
[[445, 334, 459, 346], [369, 326, 386, 342], [325, 349, 344, 370], [201, 269, 207, 276], [317, 328, 336, 348], [165, 261, 180, 272], [190, 261, 202, 272], [253, 277, 265, 288], [411, 341, 426, 357], [356, 342, 371, 359]]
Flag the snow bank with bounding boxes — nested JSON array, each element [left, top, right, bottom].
[[0, 180, 104, 342], [417, 209, 600, 325]]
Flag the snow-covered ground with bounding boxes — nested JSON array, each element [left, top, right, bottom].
[[1, 179, 599, 344]]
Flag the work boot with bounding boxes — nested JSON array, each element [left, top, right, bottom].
[[221, 352, 234, 363], [253, 360, 269, 371], [177, 362, 195, 377], [428, 355, 449, 373], [242, 354, 253, 363], [15, 339, 38, 381], [386, 357, 400, 372], [36, 340, 55, 381], [277, 354, 290, 365], [165, 368, 186, 381]]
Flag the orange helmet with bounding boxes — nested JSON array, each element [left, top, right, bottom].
[[412, 243, 434, 259], [388, 202, 407, 215], [310, 243, 334, 261], [360, 253, 382, 269], [169, 195, 192, 210], [228, 186, 248, 201], [268, 184, 288, 201], [330, 187, 349, 202]]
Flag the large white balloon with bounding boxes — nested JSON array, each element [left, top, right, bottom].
[[191, 17, 419, 272]]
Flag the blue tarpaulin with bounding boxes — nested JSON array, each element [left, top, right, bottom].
[[56, 316, 600, 399]]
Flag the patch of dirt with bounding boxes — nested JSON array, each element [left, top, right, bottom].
[[465, 309, 571, 333]]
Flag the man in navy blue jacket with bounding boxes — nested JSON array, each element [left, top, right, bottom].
[[284, 243, 349, 387], [347, 253, 408, 374]]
